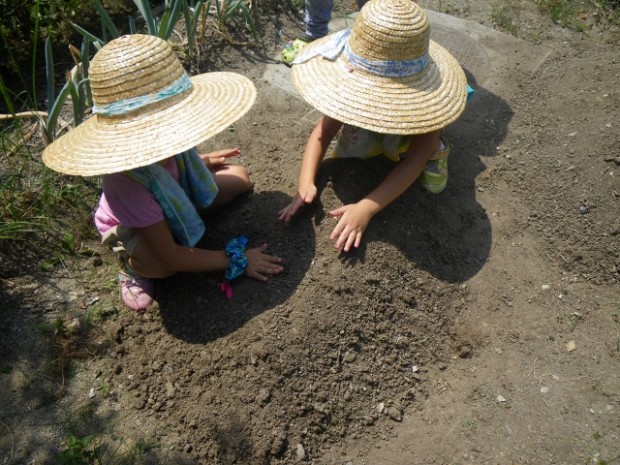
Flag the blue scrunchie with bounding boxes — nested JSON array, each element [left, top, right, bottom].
[[224, 236, 249, 281]]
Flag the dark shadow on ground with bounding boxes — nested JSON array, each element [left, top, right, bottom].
[[156, 191, 315, 343], [305, 76, 513, 282]]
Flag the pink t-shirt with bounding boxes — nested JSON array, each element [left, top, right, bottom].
[[94, 158, 179, 236]]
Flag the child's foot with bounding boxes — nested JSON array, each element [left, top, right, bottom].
[[118, 271, 154, 312], [421, 138, 450, 194], [281, 35, 313, 65]]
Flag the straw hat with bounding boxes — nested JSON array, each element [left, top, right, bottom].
[[42, 34, 257, 176], [291, 0, 467, 135]]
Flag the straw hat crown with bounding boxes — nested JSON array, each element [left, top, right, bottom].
[[349, 0, 430, 62], [42, 34, 257, 176], [291, 0, 467, 135], [89, 34, 186, 110]]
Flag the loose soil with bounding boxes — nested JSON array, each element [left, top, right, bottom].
[[1, 1, 619, 464]]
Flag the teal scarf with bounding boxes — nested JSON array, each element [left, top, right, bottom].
[[124, 148, 219, 247]]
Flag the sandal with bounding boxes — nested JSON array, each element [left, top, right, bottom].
[[421, 137, 450, 194], [281, 37, 311, 66], [118, 270, 154, 312]]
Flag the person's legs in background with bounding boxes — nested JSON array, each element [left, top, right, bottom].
[[281, 0, 369, 64], [304, 0, 334, 40]]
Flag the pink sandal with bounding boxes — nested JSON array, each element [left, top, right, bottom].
[[118, 271, 154, 312]]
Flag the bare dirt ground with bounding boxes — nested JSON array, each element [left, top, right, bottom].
[[1, 1, 619, 464]]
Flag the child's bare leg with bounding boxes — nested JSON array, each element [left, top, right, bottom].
[[128, 241, 176, 279], [210, 164, 251, 206]]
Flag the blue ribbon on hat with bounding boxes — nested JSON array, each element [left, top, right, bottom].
[[292, 28, 429, 78], [93, 73, 193, 116]]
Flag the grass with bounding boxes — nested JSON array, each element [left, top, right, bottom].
[[578, 433, 620, 465], [491, 1, 519, 35], [487, 0, 620, 35], [0, 127, 100, 276], [536, 0, 620, 29], [57, 433, 155, 465]]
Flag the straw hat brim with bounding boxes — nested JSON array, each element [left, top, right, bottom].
[[292, 39, 467, 135], [42, 72, 257, 176]]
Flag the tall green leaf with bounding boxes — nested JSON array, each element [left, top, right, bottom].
[[80, 39, 92, 107], [128, 15, 137, 34], [68, 78, 81, 127], [43, 80, 73, 143], [44, 37, 55, 111], [93, 0, 121, 38], [72, 23, 105, 49], [134, 0, 158, 35], [237, 2, 257, 38], [31, 0, 42, 112], [159, 0, 185, 39], [0, 74, 15, 115], [158, 3, 173, 38]]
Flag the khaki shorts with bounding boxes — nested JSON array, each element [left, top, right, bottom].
[[101, 225, 142, 258]]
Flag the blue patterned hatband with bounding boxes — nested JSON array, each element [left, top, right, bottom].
[[293, 28, 429, 78], [93, 73, 193, 116]]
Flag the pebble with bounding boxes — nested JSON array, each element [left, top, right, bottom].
[[541, 284, 551, 291], [540, 386, 549, 394], [257, 388, 271, 405], [165, 381, 176, 399], [88, 388, 96, 399], [377, 402, 385, 414], [496, 395, 506, 403], [295, 443, 306, 461], [566, 340, 577, 352], [386, 407, 402, 422], [579, 205, 590, 214], [458, 345, 472, 358], [66, 317, 82, 332]]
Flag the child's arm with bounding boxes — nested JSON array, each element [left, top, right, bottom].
[[130, 220, 284, 281], [278, 116, 343, 223], [329, 130, 441, 252]]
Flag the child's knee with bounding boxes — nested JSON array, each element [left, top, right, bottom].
[[233, 165, 251, 193]]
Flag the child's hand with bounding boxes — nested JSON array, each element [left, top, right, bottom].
[[278, 184, 318, 223], [200, 148, 241, 169], [328, 202, 374, 252], [244, 243, 284, 281]]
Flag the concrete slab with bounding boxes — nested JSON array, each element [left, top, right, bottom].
[[263, 9, 552, 100]]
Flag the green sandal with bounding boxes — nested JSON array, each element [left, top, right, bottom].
[[421, 137, 450, 194], [281, 38, 310, 65]]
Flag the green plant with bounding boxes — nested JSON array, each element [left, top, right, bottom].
[[288, 0, 304, 9], [491, 2, 518, 35], [536, 0, 590, 29], [184, 0, 208, 56], [73, 0, 191, 47], [58, 434, 97, 465], [57, 433, 153, 465], [578, 434, 620, 465], [213, 0, 257, 40]]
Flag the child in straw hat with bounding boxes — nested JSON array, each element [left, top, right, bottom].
[[279, 0, 470, 252], [42, 34, 283, 312]]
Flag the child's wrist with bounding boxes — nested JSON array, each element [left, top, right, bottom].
[[358, 198, 381, 216], [223, 235, 249, 281]]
